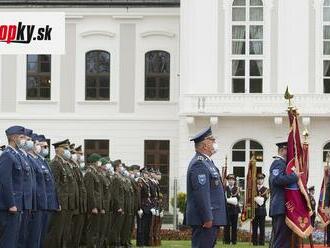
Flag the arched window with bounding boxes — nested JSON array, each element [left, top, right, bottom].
[[323, 142, 330, 162], [85, 50, 110, 100], [145, 50, 170, 101], [231, 139, 263, 198], [323, 1, 330, 93], [231, 0, 263, 93]]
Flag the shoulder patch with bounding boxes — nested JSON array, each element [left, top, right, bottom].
[[198, 174, 206, 185], [197, 156, 204, 161], [272, 169, 279, 176]]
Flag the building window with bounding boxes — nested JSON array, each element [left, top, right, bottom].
[[231, 139, 263, 203], [324, 1, 330, 93], [231, 0, 263, 93], [85, 50, 110, 100], [84, 139, 109, 162], [323, 142, 330, 162], [144, 140, 170, 210], [145, 50, 170, 101], [26, 55, 51, 100]]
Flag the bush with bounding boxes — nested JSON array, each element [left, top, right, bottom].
[[170, 192, 186, 214]]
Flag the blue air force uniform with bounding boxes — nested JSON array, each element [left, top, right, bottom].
[[0, 126, 26, 248], [269, 142, 298, 248], [186, 127, 227, 248]]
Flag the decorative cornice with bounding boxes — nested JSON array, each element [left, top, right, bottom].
[[80, 30, 116, 38], [141, 31, 176, 38]]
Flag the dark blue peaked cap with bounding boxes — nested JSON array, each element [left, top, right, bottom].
[[190, 126, 212, 144], [37, 135, 47, 142], [31, 133, 39, 142], [5, 125, 25, 136], [25, 128, 33, 137], [276, 141, 288, 148]]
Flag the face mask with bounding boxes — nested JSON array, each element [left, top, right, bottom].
[[16, 138, 26, 149], [79, 162, 85, 169], [24, 140, 34, 150], [212, 143, 219, 153], [96, 161, 102, 167], [35, 145, 41, 154], [130, 174, 135, 179], [135, 172, 141, 178], [71, 154, 77, 161], [78, 156, 84, 163], [105, 163, 112, 171], [63, 149, 71, 160], [119, 166, 124, 172], [40, 148, 49, 157], [228, 180, 235, 187], [0, 151, 3, 156]]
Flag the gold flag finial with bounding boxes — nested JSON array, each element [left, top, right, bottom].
[[302, 129, 309, 143], [284, 86, 294, 109]]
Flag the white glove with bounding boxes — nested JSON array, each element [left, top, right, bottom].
[[156, 210, 160, 216], [254, 196, 264, 206], [227, 197, 238, 206], [150, 208, 156, 215], [160, 211, 164, 218], [137, 209, 143, 218]]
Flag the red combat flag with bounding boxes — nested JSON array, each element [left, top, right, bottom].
[[284, 109, 313, 238]]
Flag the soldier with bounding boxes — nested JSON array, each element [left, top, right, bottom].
[[269, 142, 301, 248], [153, 168, 163, 246], [109, 160, 126, 247], [105, 161, 115, 247], [252, 173, 269, 246], [0, 126, 26, 248], [36, 134, 60, 248], [17, 128, 35, 248], [147, 168, 158, 246], [98, 157, 111, 248], [137, 167, 152, 247], [223, 174, 240, 245], [69, 145, 87, 248], [84, 153, 103, 248], [44, 139, 75, 248], [307, 186, 316, 227], [186, 127, 227, 248], [24, 132, 48, 248]]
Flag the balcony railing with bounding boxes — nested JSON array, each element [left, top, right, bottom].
[[181, 94, 330, 116]]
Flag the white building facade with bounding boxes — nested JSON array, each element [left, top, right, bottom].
[[0, 0, 329, 212]]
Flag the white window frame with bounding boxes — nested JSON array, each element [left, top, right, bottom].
[[223, 0, 272, 94]]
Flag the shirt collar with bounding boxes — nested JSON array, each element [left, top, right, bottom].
[[7, 145, 18, 153]]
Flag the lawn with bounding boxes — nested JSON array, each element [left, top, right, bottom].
[[134, 240, 267, 247]]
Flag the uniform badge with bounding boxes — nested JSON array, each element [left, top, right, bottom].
[[197, 156, 204, 161], [272, 169, 279, 176], [198, 174, 206, 185]]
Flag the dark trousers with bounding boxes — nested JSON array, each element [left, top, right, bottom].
[[271, 214, 298, 248], [98, 212, 109, 248], [40, 211, 51, 248], [136, 215, 144, 246], [18, 210, 31, 248], [70, 213, 85, 248], [252, 215, 265, 245], [311, 214, 316, 228], [191, 225, 218, 248], [0, 211, 21, 248], [85, 213, 101, 248], [327, 224, 330, 245], [141, 212, 152, 246], [44, 210, 71, 248], [26, 211, 43, 248], [223, 214, 238, 244], [110, 212, 125, 247]]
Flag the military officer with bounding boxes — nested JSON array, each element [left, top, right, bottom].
[[186, 127, 227, 248], [106, 161, 116, 247], [109, 160, 126, 247], [269, 142, 301, 248], [223, 174, 240, 245], [69, 144, 87, 248], [137, 167, 151, 247], [98, 157, 111, 248], [84, 153, 103, 248], [24, 132, 47, 248], [252, 173, 269, 246], [17, 128, 35, 248], [44, 139, 75, 248], [36, 134, 60, 248], [0, 126, 26, 248], [307, 186, 316, 227]]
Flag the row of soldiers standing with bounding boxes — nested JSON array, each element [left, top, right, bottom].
[[0, 125, 163, 248]]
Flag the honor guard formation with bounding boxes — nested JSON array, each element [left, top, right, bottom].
[[185, 126, 323, 248], [0, 125, 163, 248]]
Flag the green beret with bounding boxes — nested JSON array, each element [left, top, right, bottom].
[[87, 153, 101, 163], [99, 157, 109, 166]]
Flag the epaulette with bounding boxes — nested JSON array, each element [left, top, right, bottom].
[[197, 156, 204, 161]]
